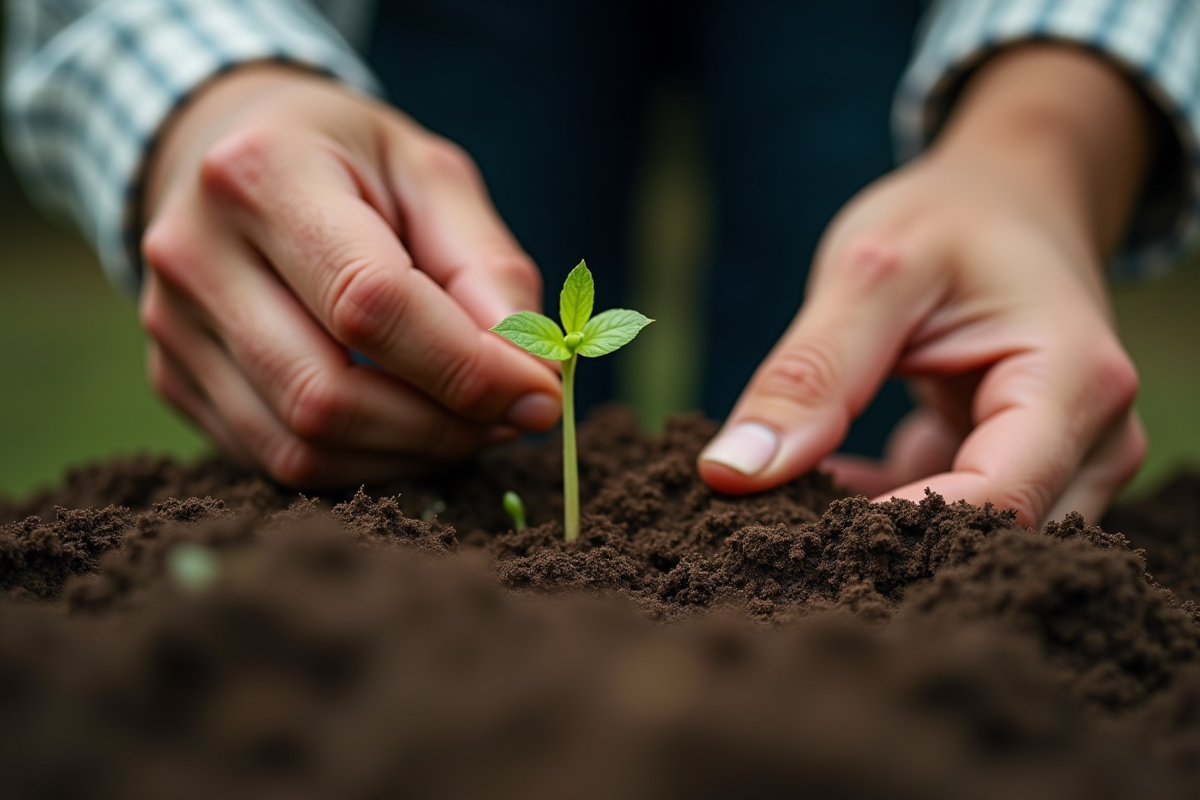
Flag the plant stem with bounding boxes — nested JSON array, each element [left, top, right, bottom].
[[502, 491, 526, 531], [562, 353, 579, 541]]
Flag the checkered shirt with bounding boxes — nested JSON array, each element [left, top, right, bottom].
[[5, 0, 1198, 291]]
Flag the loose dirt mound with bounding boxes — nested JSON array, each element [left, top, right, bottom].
[[3, 407, 1200, 798]]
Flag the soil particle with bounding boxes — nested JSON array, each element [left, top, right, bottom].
[[905, 524, 1200, 710], [1, 505, 134, 600], [2, 405, 1200, 797]]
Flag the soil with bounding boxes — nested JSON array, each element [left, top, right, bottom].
[[3, 405, 1200, 799]]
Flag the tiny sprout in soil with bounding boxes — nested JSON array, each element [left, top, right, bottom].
[[420, 498, 447, 523], [167, 543, 221, 592], [503, 491, 527, 531], [491, 260, 653, 541]]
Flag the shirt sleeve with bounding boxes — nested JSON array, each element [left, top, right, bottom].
[[3, 0, 381, 296], [895, 0, 1200, 280]]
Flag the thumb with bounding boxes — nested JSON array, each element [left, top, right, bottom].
[[384, 126, 543, 327], [698, 241, 935, 494]]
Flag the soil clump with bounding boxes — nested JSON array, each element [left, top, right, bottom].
[[3, 406, 1200, 798]]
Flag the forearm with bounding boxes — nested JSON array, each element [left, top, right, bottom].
[[3, 0, 378, 295], [928, 44, 1154, 263]]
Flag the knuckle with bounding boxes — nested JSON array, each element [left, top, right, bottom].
[[1092, 344, 1140, 412], [198, 125, 283, 206], [142, 217, 199, 288], [487, 251, 542, 297], [416, 136, 481, 183], [755, 340, 841, 409], [283, 368, 349, 442], [834, 236, 909, 290], [327, 261, 405, 351]]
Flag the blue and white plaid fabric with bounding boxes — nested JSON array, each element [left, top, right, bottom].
[[3, 0, 379, 295], [896, 0, 1200, 280], [5, 0, 1199, 291]]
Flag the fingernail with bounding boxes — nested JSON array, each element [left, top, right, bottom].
[[505, 392, 561, 430], [700, 422, 779, 475]]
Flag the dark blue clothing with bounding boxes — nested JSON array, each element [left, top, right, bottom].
[[367, 0, 923, 455]]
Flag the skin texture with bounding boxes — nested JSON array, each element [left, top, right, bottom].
[[141, 65, 562, 487], [142, 45, 1152, 525], [698, 44, 1153, 526]]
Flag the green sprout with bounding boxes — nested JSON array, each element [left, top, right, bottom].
[[491, 260, 653, 541], [420, 498, 447, 523], [167, 542, 221, 592], [503, 490, 527, 531]]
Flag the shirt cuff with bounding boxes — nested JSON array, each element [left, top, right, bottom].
[[894, 0, 1200, 280], [5, 0, 380, 296]]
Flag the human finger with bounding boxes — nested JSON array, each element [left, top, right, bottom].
[[196, 127, 561, 429], [140, 270, 256, 467], [160, 320, 419, 488], [1043, 410, 1146, 523], [381, 118, 545, 329], [141, 267, 440, 486], [146, 339, 255, 469], [142, 217, 500, 460], [699, 240, 940, 494], [879, 342, 1139, 527]]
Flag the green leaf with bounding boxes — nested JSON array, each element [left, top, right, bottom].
[[491, 311, 571, 361], [577, 308, 654, 357], [559, 260, 594, 334]]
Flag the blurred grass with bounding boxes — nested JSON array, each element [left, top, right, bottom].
[[1111, 256, 1200, 491], [2, 87, 1198, 501], [0, 158, 209, 500]]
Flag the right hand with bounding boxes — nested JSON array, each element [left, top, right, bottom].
[[139, 65, 562, 487]]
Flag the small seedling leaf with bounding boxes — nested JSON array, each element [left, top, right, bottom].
[[577, 308, 654, 357], [560, 260, 594, 334], [491, 311, 571, 361], [167, 543, 221, 592], [502, 490, 527, 531], [489, 259, 651, 542]]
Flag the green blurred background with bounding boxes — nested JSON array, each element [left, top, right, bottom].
[[2, 77, 1198, 502]]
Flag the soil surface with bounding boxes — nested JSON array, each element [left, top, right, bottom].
[[3, 406, 1200, 799]]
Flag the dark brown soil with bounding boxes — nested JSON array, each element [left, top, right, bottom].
[[3, 405, 1200, 799]]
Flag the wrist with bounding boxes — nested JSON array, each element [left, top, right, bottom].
[[928, 43, 1153, 259]]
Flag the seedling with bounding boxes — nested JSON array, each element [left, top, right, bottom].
[[420, 498, 447, 523], [503, 490, 527, 531], [167, 542, 221, 592], [491, 261, 652, 541]]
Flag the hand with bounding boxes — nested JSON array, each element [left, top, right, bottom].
[[698, 45, 1155, 525], [139, 65, 562, 486]]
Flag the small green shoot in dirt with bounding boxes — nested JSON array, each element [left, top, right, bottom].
[[167, 543, 221, 592], [491, 260, 652, 542], [421, 498, 447, 523], [503, 490, 527, 531]]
